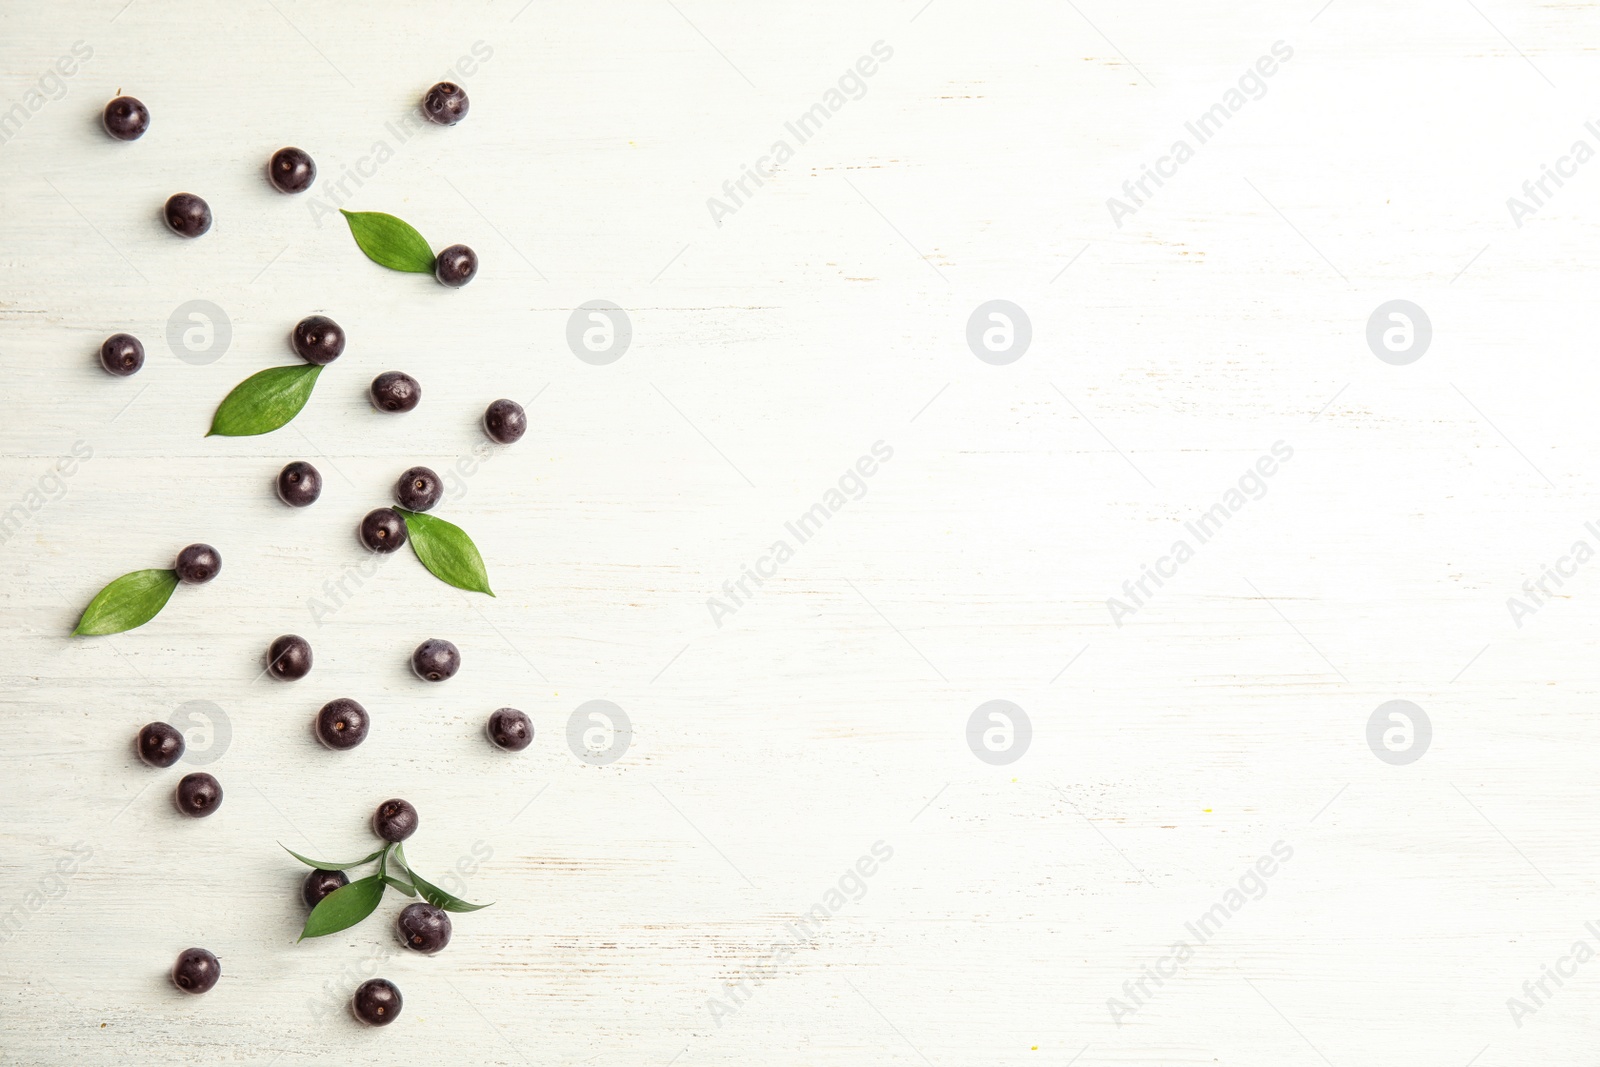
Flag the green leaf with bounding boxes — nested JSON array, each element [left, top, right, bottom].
[[72, 568, 179, 636], [340, 210, 436, 273], [397, 509, 494, 595], [402, 864, 493, 913], [208, 364, 323, 437], [280, 844, 383, 872], [299, 875, 385, 940], [376, 844, 417, 897], [382, 874, 418, 897]]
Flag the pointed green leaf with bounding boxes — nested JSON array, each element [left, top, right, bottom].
[[382, 875, 418, 897], [280, 844, 384, 872], [397, 509, 493, 595], [391, 843, 479, 908], [375, 844, 416, 897], [208, 364, 323, 437], [340, 210, 436, 273], [402, 865, 492, 913], [298, 874, 385, 940], [72, 568, 179, 636]]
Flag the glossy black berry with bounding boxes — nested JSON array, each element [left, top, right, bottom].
[[373, 799, 418, 843], [396, 903, 452, 954], [268, 146, 316, 194], [394, 466, 442, 512], [411, 639, 460, 682], [276, 461, 322, 507], [137, 721, 185, 767], [175, 543, 221, 584], [483, 399, 526, 444], [267, 634, 313, 680], [291, 315, 344, 365], [352, 978, 402, 1026], [175, 772, 222, 817], [98, 333, 144, 377], [164, 193, 212, 238], [171, 947, 220, 994], [359, 508, 407, 553], [316, 698, 369, 750], [422, 82, 469, 126], [434, 244, 477, 288], [487, 707, 533, 751], [302, 868, 348, 908], [370, 372, 420, 413], [103, 96, 149, 141]]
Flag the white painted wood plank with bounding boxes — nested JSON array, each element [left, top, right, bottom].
[[2, 0, 1597, 1063]]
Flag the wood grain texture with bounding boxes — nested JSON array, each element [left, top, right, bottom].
[[2, 0, 1596, 1063]]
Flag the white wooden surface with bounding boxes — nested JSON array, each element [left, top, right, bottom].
[[2, 0, 1597, 1063]]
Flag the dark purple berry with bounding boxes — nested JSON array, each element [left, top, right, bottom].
[[359, 508, 407, 553], [276, 461, 322, 507], [267, 634, 313, 680], [422, 82, 469, 126], [98, 333, 144, 377], [411, 639, 460, 682], [137, 721, 185, 767], [352, 978, 402, 1026], [171, 947, 220, 994], [396, 903, 451, 954], [268, 146, 316, 193], [291, 315, 344, 365], [370, 372, 420, 413], [487, 707, 532, 751], [302, 868, 348, 908], [394, 466, 442, 512], [373, 799, 418, 843], [103, 96, 149, 141], [175, 543, 220, 584], [315, 698, 369, 750], [483, 399, 526, 444], [164, 193, 211, 238], [434, 244, 477, 288], [175, 772, 222, 817]]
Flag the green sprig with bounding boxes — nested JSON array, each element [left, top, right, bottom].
[[285, 840, 491, 941]]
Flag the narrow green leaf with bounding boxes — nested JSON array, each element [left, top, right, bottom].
[[403, 865, 492, 913], [298, 875, 385, 940], [340, 209, 436, 273], [397, 509, 494, 595], [382, 875, 418, 897], [375, 844, 415, 896], [208, 364, 323, 437], [72, 568, 179, 636], [280, 844, 384, 872]]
